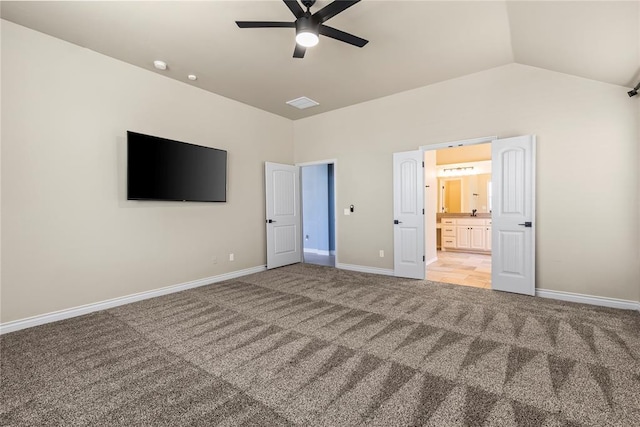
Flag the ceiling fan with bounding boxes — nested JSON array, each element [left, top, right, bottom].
[[235, 0, 368, 58]]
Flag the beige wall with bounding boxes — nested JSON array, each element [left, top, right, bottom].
[[3, 21, 639, 325], [294, 63, 639, 301], [1, 21, 293, 322], [436, 143, 491, 165]]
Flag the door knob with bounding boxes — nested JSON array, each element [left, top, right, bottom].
[[517, 221, 532, 227], [266, 219, 276, 224], [394, 220, 402, 224]]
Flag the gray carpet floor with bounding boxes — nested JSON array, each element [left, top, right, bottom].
[[2, 263, 640, 426]]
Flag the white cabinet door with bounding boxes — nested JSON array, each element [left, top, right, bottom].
[[456, 226, 470, 249], [265, 162, 302, 269], [393, 150, 425, 279], [491, 135, 536, 295], [469, 226, 485, 250]]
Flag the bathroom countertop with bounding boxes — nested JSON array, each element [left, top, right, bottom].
[[437, 213, 492, 221]]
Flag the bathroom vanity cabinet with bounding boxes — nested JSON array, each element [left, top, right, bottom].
[[441, 217, 491, 253]]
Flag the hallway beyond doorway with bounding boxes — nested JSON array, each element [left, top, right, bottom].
[[303, 253, 335, 267]]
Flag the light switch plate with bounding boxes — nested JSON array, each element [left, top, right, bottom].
[[344, 208, 350, 215]]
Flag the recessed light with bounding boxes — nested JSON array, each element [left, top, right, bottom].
[[286, 96, 319, 110], [188, 74, 197, 81], [153, 60, 167, 70]]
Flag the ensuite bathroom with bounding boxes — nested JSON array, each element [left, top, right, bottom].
[[426, 143, 492, 289]]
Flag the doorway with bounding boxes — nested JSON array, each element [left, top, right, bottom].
[[416, 135, 536, 296], [424, 142, 493, 289], [300, 162, 336, 267]]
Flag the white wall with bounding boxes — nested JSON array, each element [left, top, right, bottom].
[[1, 21, 293, 323], [294, 63, 639, 302]]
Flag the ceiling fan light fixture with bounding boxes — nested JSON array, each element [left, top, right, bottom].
[[295, 31, 319, 47], [295, 14, 319, 47]]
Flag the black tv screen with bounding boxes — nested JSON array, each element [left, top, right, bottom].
[[127, 131, 227, 202]]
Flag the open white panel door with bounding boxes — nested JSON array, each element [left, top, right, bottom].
[[393, 150, 425, 279], [265, 162, 301, 269], [491, 135, 536, 295]]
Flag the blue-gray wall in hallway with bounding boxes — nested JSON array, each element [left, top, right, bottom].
[[302, 164, 335, 253]]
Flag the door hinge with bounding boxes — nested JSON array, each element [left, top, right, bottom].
[[422, 208, 424, 214], [422, 161, 424, 167], [423, 255, 425, 262]]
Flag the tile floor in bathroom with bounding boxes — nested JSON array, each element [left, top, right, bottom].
[[426, 250, 492, 289]]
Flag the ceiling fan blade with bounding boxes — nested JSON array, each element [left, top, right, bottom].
[[319, 25, 368, 47], [313, 0, 360, 23], [293, 44, 306, 58], [236, 21, 295, 28], [283, 0, 305, 18]]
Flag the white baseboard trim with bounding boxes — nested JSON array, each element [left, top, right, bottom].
[[0, 265, 267, 335], [536, 288, 640, 312], [303, 248, 331, 256], [426, 257, 438, 266], [336, 263, 394, 276]]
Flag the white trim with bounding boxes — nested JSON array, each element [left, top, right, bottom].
[[536, 288, 640, 312], [336, 263, 394, 276], [296, 158, 338, 167], [425, 257, 438, 266], [0, 265, 267, 335], [303, 248, 331, 256], [419, 135, 498, 151]]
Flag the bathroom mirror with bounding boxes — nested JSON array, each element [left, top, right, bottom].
[[437, 173, 491, 213]]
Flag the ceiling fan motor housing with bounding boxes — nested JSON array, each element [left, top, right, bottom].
[[296, 14, 319, 35]]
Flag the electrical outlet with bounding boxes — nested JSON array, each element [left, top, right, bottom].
[[379, 250, 384, 258], [212, 255, 218, 264], [229, 253, 234, 261]]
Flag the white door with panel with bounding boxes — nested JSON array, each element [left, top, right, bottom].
[[393, 150, 425, 279], [491, 135, 536, 295], [265, 162, 302, 269]]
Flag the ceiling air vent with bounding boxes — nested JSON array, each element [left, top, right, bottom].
[[286, 96, 319, 110]]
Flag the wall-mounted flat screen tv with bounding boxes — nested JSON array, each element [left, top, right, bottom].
[[127, 131, 227, 202]]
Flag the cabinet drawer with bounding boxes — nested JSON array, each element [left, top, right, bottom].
[[441, 218, 456, 225], [442, 227, 456, 237], [442, 237, 456, 248]]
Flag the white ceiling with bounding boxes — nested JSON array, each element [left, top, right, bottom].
[[2, 1, 638, 120]]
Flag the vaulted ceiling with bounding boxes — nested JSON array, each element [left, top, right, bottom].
[[2, 1, 638, 120]]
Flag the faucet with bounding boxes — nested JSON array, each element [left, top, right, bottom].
[[471, 209, 477, 217]]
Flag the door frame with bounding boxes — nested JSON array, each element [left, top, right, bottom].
[[295, 159, 339, 265]]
